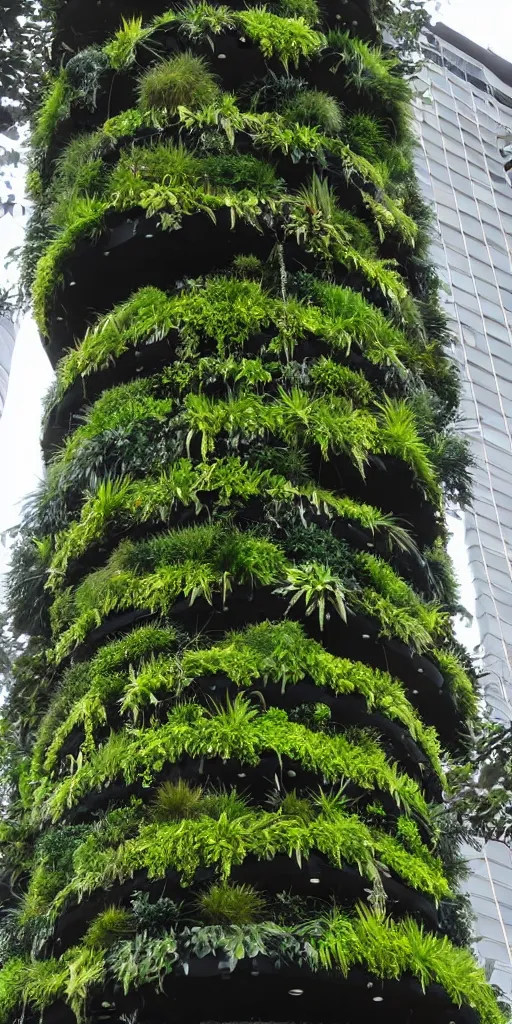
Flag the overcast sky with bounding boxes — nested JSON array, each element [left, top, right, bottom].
[[435, 0, 512, 59]]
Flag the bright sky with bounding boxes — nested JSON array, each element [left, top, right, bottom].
[[0, 217, 52, 549], [435, 0, 512, 60], [0, 315, 52, 531]]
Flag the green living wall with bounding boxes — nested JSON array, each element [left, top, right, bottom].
[[0, 2, 503, 1024]]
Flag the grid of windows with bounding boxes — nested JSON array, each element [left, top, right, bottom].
[[415, 46, 512, 717], [0, 317, 15, 415], [415, 32, 512, 997]]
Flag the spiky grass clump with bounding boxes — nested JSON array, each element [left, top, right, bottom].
[[84, 907, 135, 949], [138, 53, 220, 115], [151, 780, 204, 821], [198, 883, 266, 924], [283, 89, 343, 132], [231, 254, 264, 279], [344, 112, 386, 162]]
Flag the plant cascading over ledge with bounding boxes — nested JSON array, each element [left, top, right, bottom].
[[0, 2, 505, 1024]]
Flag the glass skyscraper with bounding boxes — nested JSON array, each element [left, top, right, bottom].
[[0, 316, 14, 416], [414, 21, 512, 998]]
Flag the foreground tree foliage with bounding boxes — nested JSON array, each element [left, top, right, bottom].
[[0, 2, 505, 1024], [449, 723, 512, 844], [0, 0, 51, 131]]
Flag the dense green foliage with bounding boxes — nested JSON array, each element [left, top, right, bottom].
[[28, 620, 443, 789], [0, 906, 504, 1024], [0, 2, 498, 1024]]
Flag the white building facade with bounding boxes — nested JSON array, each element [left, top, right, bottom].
[[414, 21, 512, 996], [0, 316, 15, 415]]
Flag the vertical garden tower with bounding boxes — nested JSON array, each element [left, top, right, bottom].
[[0, 3, 505, 1024]]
